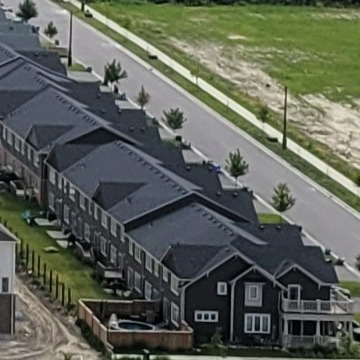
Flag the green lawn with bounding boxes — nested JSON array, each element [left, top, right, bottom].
[[67, 62, 87, 72], [92, 3, 360, 102], [257, 213, 284, 224], [340, 281, 360, 297], [0, 193, 111, 303]]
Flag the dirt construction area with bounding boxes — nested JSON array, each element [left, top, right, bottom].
[[0, 277, 101, 360]]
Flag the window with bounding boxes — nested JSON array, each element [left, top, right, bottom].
[[154, 262, 159, 277], [48, 192, 55, 211], [194, 311, 218, 323], [64, 205, 70, 224], [63, 179, 68, 195], [69, 185, 75, 201], [27, 146, 32, 162], [134, 245, 141, 263], [7, 131, 13, 145], [14, 136, 20, 152], [152, 288, 160, 300], [100, 236, 107, 255], [244, 314, 271, 334], [101, 212, 108, 229], [110, 218, 117, 236], [84, 223, 91, 242], [217, 282, 227, 296], [144, 281, 152, 300], [171, 303, 179, 326], [21, 141, 26, 155], [79, 193, 86, 210], [127, 267, 134, 290], [245, 283, 263, 307], [171, 275, 179, 295], [134, 271, 142, 293], [110, 245, 117, 265], [33, 154, 39, 168], [2, 127, 6, 140], [94, 205, 98, 220], [163, 267, 169, 282], [49, 167, 56, 185], [57, 175, 62, 191], [128, 240, 133, 256], [88, 202, 92, 216], [1, 277, 9, 293], [145, 254, 152, 272]]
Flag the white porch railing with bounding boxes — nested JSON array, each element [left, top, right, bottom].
[[281, 294, 353, 314], [282, 335, 340, 349]]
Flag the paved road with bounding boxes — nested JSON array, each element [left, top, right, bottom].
[[4, 0, 360, 267]]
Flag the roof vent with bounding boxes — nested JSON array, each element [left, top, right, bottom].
[[101, 109, 106, 115], [129, 126, 134, 132], [185, 165, 191, 171], [259, 225, 265, 230], [276, 225, 281, 230], [232, 191, 238, 197], [140, 126, 145, 132], [216, 191, 221, 197]]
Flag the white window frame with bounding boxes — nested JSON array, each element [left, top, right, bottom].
[[154, 262, 159, 277], [49, 167, 56, 185], [194, 310, 219, 323], [101, 211, 108, 229], [110, 245, 117, 265], [21, 141, 26, 155], [100, 236, 107, 256], [27, 146, 32, 161], [79, 193, 86, 210], [110, 218, 117, 236], [7, 131, 12, 145], [14, 136, 20, 152], [171, 302, 179, 327], [134, 245, 141, 263], [134, 271, 142, 293], [171, 275, 179, 295], [2, 127, 6, 140], [69, 185, 75, 201], [94, 204, 98, 220], [128, 239, 133, 256], [217, 282, 227, 296], [48, 192, 55, 211], [163, 267, 169, 282], [245, 283, 263, 307], [84, 223, 91, 242], [88, 201, 92, 216], [145, 254, 152, 273], [127, 267, 134, 290], [63, 205, 70, 224], [244, 314, 271, 334], [249, 285, 259, 300], [144, 281, 152, 300], [33, 153, 39, 168]]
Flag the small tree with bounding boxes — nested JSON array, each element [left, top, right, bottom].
[[162, 108, 187, 131], [44, 21, 58, 40], [259, 105, 270, 122], [225, 148, 249, 189], [103, 59, 127, 87], [272, 183, 296, 213], [16, 0, 38, 22], [136, 85, 150, 111]]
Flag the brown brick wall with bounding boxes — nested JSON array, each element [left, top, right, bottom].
[[0, 294, 15, 335]]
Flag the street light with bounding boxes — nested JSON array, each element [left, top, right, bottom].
[[282, 85, 288, 150], [67, 11, 73, 67]]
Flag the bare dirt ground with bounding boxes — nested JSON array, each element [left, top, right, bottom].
[[0, 277, 101, 360], [172, 39, 360, 168]]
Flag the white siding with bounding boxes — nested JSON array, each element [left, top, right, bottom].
[[0, 241, 16, 294]]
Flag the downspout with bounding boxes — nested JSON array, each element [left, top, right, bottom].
[[230, 281, 235, 342]]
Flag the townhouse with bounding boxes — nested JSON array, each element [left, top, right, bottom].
[[0, 10, 352, 348], [0, 227, 17, 338]]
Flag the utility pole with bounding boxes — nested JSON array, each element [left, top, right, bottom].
[[282, 85, 288, 150], [67, 11, 73, 67]]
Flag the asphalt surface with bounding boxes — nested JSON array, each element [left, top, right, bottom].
[[4, 0, 360, 267]]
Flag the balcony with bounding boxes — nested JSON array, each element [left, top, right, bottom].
[[282, 335, 339, 349], [281, 290, 354, 315]]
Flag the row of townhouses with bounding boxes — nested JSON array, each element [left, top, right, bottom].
[[0, 8, 354, 346]]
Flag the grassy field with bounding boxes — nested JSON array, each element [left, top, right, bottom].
[[92, 3, 360, 102], [0, 193, 111, 303], [257, 213, 284, 224]]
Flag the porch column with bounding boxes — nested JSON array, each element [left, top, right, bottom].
[[348, 321, 353, 342], [283, 319, 289, 335], [283, 319, 289, 348], [316, 320, 321, 344]]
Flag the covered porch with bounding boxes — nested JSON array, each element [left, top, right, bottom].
[[281, 314, 353, 349]]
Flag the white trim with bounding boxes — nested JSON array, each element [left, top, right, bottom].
[[194, 310, 218, 323], [217, 281, 227, 296], [171, 302, 179, 327], [230, 282, 235, 341], [171, 275, 179, 295], [110, 217, 117, 236], [134, 244, 141, 263], [134, 271, 142, 293], [145, 254, 152, 273], [154, 262, 159, 277], [288, 284, 302, 301], [144, 280, 152, 300], [162, 267, 169, 282], [244, 313, 271, 334], [127, 267, 134, 290], [100, 236, 107, 256], [101, 211, 108, 229]]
